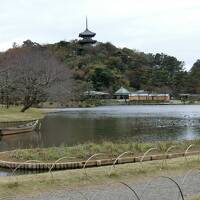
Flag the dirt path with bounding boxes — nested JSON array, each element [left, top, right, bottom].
[[12, 171, 200, 200]]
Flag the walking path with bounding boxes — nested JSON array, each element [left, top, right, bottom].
[[12, 171, 200, 200]]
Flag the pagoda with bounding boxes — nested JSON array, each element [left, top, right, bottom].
[[79, 17, 97, 45]]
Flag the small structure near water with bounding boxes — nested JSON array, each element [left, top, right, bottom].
[[129, 90, 170, 102], [84, 87, 170, 102], [0, 120, 39, 136], [84, 91, 110, 99], [114, 87, 130, 99], [115, 87, 170, 102]]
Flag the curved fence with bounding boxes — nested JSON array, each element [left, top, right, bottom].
[[1, 146, 200, 200]]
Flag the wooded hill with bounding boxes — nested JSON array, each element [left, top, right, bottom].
[[50, 40, 200, 95], [0, 40, 200, 111]]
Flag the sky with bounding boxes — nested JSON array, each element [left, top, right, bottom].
[[0, 0, 200, 70]]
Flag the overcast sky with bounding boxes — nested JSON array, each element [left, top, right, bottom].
[[0, 0, 200, 70]]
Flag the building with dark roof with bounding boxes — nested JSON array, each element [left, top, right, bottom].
[[79, 17, 97, 45]]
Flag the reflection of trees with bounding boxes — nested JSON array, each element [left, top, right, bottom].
[[0, 131, 42, 151], [1, 114, 200, 150]]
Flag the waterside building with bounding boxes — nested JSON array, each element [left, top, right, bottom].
[[115, 88, 170, 101]]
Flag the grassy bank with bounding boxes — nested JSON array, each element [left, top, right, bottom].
[[0, 155, 200, 198], [0, 106, 46, 122], [2, 140, 200, 162]]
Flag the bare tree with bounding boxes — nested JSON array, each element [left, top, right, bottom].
[[0, 55, 17, 107], [0, 46, 73, 112]]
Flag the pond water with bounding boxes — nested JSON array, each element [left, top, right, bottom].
[[1, 105, 200, 153]]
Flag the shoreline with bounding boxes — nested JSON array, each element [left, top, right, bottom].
[[0, 140, 199, 166], [0, 150, 199, 171], [1, 103, 200, 123], [41, 102, 200, 110]]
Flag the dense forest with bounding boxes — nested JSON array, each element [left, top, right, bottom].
[[0, 39, 200, 110], [50, 40, 199, 95]]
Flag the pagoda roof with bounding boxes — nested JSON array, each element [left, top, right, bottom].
[[115, 87, 130, 95], [79, 28, 96, 37], [79, 38, 97, 44]]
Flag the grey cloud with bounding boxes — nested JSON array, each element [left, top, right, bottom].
[[0, 0, 200, 69]]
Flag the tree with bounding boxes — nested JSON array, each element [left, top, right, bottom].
[[88, 66, 120, 91], [0, 39, 193, 105], [147, 54, 185, 94], [0, 55, 19, 107], [0, 45, 73, 112], [189, 60, 200, 93], [0, 70, 14, 108]]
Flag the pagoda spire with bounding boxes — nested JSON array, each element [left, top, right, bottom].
[[79, 17, 97, 45], [86, 16, 88, 29]]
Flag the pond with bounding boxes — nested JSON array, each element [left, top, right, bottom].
[[1, 105, 200, 153]]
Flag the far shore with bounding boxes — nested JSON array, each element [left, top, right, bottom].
[[0, 102, 200, 123], [37, 100, 200, 111]]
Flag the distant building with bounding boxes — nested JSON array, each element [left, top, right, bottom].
[[84, 91, 110, 99], [79, 17, 97, 45], [114, 87, 130, 99], [129, 90, 170, 101], [114, 87, 170, 101]]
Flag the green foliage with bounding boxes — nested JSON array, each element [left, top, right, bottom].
[[49, 41, 190, 96], [88, 66, 119, 91], [189, 60, 200, 94], [1, 40, 200, 103]]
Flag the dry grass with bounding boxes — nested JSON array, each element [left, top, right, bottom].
[[0, 106, 45, 122], [4, 139, 200, 162], [0, 154, 200, 198], [189, 197, 200, 200]]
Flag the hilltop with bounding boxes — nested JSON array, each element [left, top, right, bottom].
[[47, 40, 199, 95]]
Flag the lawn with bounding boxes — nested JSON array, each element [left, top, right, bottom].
[[0, 106, 45, 122]]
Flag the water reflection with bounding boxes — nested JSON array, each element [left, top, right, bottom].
[[0, 131, 42, 151], [0, 105, 200, 151]]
